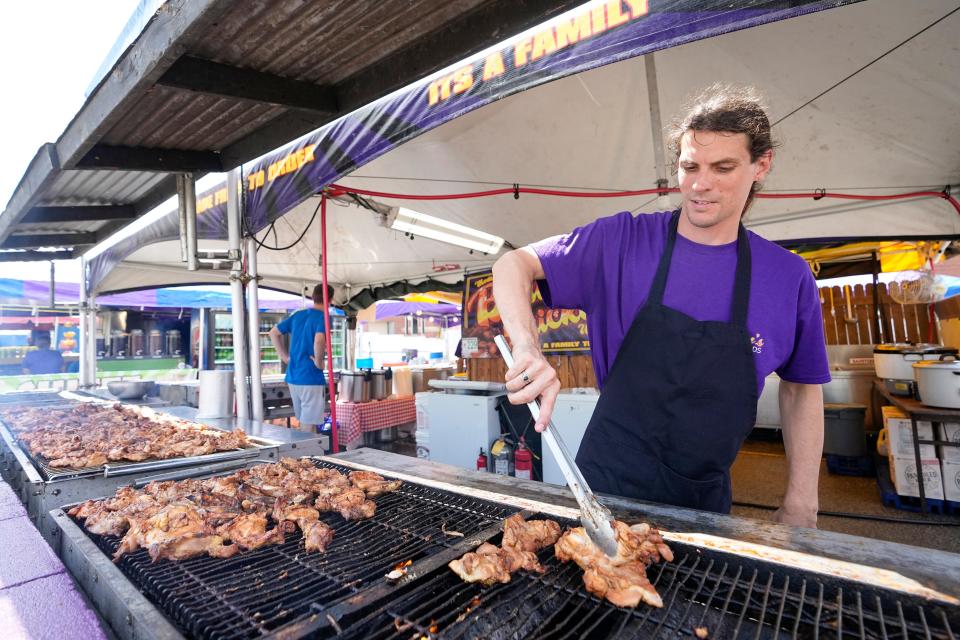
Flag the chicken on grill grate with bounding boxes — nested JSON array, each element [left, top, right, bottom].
[[555, 520, 674, 608], [68, 459, 401, 562], [449, 513, 562, 585], [0, 402, 249, 468]]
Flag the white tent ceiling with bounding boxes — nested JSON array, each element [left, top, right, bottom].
[[95, 0, 960, 300]]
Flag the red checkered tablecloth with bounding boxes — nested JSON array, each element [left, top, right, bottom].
[[334, 396, 416, 446]]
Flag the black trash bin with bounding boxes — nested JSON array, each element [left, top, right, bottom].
[[823, 403, 868, 457]]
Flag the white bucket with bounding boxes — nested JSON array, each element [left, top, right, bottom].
[[197, 370, 234, 418]]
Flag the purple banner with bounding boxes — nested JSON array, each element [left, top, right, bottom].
[[88, 0, 858, 293]]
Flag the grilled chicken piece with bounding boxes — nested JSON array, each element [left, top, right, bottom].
[[501, 514, 561, 554], [322, 487, 376, 520], [449, 515, 561, 584], [302, 520, 335, 553], [347, 470, 386, 490], [115, 503, 229, 562], [273, 500, 336, 553], [85, 495, 162, 537], [581, 561, 662, 608], [217, 513, 284, 551], [279, 457, 315, 472], [150, 532, 238, 562], [554, 520, 673, 608], [448, 543, 512, 585], [362, 479, 403, 497], [49, 451, 108, 468], [301, 467, 351, 489]]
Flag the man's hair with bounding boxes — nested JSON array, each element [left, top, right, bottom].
[[34, 332, 52, 348], [311, 284, 334, 305], [667, 83, 778, 215]]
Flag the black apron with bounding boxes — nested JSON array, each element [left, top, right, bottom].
[[575, 211, 757, 513]]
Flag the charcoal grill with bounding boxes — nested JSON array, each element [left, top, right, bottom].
[[52, 452, 960, 640], [0, 395, 326, 546]]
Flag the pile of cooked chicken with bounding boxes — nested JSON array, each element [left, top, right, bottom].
[[68, 458, 401, 562], [450, 515, 674, 609], [0, 402, 249, 468]]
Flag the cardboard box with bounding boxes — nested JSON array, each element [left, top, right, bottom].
[[889, 455, 944, 500], [941, 460, 960, 502], [937, 422, 960, 463], [884, 416, 936, 458], [881, 405, 907, 421]]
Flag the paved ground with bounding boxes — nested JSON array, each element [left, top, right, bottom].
[[0, 478, 108, 640], [731, 436, 960, 553]]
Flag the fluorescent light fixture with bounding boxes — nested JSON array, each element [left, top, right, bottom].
[[391, 207, 504, 254]]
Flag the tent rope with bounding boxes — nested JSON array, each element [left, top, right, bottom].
[[326, 184, 960, 216]]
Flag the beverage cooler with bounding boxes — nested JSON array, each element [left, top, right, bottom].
[[202, 309, 346, 374]]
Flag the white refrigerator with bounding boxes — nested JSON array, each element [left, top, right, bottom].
[[542, 392, 600, 486]]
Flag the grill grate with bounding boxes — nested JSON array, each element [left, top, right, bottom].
[[334, 523, 960, 640], [0, 391, 73, 405], [74, 460, 519, 639]]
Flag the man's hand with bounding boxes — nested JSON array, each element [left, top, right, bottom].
[[504, 343, 561, 432], [773, 504, 817, 528]]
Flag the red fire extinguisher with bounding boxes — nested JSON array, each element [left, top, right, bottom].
[[476, 448, 489, 472], [514, 437, 533, 480]]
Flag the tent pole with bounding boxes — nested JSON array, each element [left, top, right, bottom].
[[245, 237, 264, 421], [320, 191, 339, 452], [227, 169, 250, 419], [177, 174, 199, 271], [79, 257, 96, 388], [644, 54, 671, 209]]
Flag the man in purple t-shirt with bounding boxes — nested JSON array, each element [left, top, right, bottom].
[[493, 85, 829, 527]]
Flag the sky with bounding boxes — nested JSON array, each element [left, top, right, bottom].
[[0, 0, 142, 282]]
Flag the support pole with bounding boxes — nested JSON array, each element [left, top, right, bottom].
[[177, 173, 199, 271], [227, 169, 250, 419], [79, 258, 97, 388], [320, 192, 338, 452], [644, 54, 672, 209], [49, 261, 56, 308], [245, 237, 264, 421]]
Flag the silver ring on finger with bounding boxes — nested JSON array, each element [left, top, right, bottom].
[[521, 372, 530, 384]]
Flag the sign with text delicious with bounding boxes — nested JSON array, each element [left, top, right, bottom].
[[462, 271, 590, 357]]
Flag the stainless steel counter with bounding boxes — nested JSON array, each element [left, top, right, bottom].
[[160, 404, 328, 453]]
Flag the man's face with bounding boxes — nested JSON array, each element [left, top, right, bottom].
[[677, 130, 771, 231]]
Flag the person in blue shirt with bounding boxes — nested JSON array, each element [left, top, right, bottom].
[[22, 331, 64, 375], [269, 284, 331, 432]]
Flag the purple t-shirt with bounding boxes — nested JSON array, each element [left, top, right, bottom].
[[532, 211, 831, 394]]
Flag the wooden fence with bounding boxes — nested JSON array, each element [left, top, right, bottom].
[[467, 354, 597, 388], [819, 283, 938, 345]]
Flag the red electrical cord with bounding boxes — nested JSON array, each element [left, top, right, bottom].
[[320, 191, 338, 453], [328, 183, 960, 216]]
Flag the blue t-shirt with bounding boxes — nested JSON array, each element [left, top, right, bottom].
[[277, 309, 327, 386], [23, 349, 64, 375]]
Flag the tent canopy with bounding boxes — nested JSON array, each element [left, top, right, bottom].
[[89, 0, 960, 302]]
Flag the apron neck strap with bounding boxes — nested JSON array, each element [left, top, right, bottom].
[[731, 222, 751, 327], [649, 211, 752, 328]]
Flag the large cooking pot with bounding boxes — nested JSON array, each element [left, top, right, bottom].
[[339, 370, 371, 403], [368, 368, 393, 400], [913, 359, 960, 408], [873, 343, 957, 380]]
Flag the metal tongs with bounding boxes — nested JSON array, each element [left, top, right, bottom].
[[494, 335, 619, 558]]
